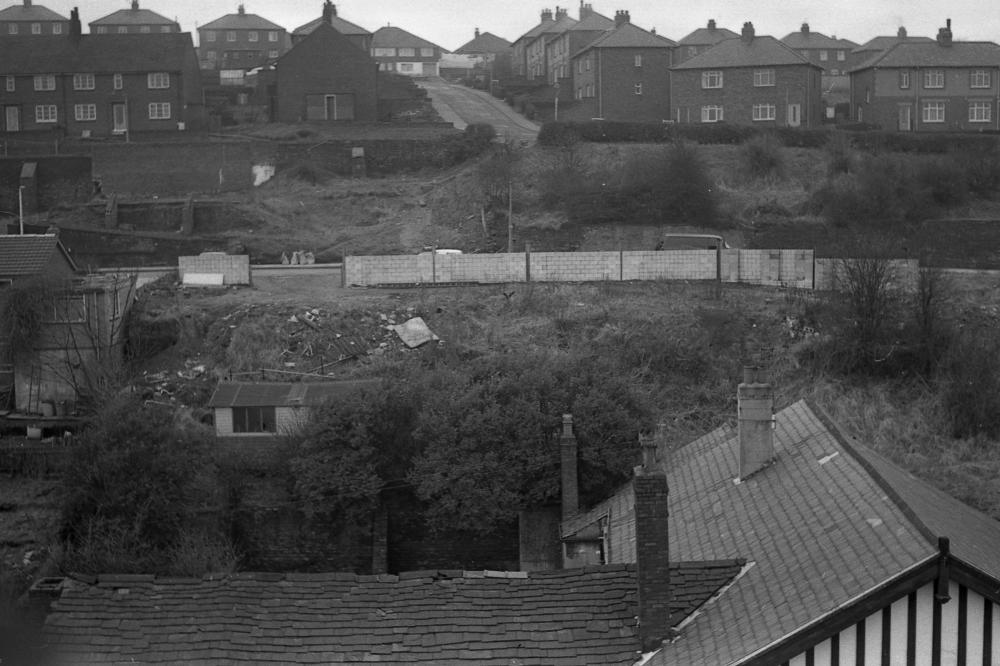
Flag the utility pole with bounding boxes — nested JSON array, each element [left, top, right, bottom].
[[18, 185, 24, 234], [506, 178, 513, 253]]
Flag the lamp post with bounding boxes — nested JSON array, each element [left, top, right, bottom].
[[553, 82, 560, 121], [18, 185, 25, 234]]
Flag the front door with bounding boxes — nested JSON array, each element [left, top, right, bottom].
[[4, 106, 19, 132], [112, 103, 127, 134], [324, 94, 355, 120], [898, 104, 912, 131], [787, 104, 801, 127]]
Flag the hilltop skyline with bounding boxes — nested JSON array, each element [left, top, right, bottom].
[[13, 0, 1000, 51]]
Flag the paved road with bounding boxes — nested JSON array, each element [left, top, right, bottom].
[[417, 78, 539, 145]]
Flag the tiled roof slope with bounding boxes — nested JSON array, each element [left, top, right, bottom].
[[579, 22, 676, 53], [0, 234, 76, 276], [852, 34, 933, 53], [207, 380, 379, 408], [200, 12, 283, 31], [454, 31, 511, 54], [293, 15, 371, 37], [0, 33, 194, 73], [569, 13, 614, 32], [372, 26, 444, 52], [672, 35, 817, 69], [0, 2, 65, 21], [90, 7, 176, 26], [851, 40, 1000, 71], [781, 29, 858, 49], [42, 563, 742, 665], [678, 24, 738, 46]]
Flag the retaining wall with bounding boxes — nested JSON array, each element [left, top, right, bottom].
[[178, 253, 251, 285]]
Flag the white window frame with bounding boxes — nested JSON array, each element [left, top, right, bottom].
[[248, 30, 258, 42], [819, 50, 828, 61], [117, 26, 128, 34], [267, 30, 278, 42], [8, 24, 17, 35], [268, 50, 279, 59], [753, 69, 775, 87], [702, 70, 723, 89], [701, 105, 723, 123], [34, 74, 55, 91], [113, 73, 123, 90], [899, 71, 910, 89], [398, 47, 416, 57], [969, 101, 992, 123], [226, 30, 236, 42], [205, 30, 216, 42], [970, 70, 991, 89], [34, 105, 57, 123], [147, 72, 170, 89], [373, 47, 396, 57], [4, 76, 13, 92], [73, 73, 95, 91], [924, 70, 944, 89], [140, 25, 150, 33], [31, 22, 41, 34], [95, 25, 107, 34], [752, 103, 776, 121], [148, 102, 171, 120], [74, 103, 97, 121], [585, 58, 591, 71], [634, 54, 642, 67], [634, 82, 642, 95], [922, 100, 945, 123], [52, 23, 61, 34], [837, 50, 845, 61]]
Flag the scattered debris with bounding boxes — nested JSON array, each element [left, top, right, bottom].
[[391, 317, 440, 348]]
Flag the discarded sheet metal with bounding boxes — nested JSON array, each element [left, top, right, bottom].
[[391, 317, 440, 348]]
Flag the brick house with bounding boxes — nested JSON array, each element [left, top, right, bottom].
[[0, 0, 67, 37], [88, 1, 179, 35], [546, 2, 613, 87], [275, 21, 378, 122], [525, 6, 576, 81], [291, 0, 371, 54], [567, 12, 676, 122], [851, 26, 934, 63], [675, 18, 738, 64], [781, 23, 859, 76], [670, 22, 823, 127], [511, 9, 556, 78], [370, 26, 444, 77], [0, 11, 205, 136], [849, 20, 1000, 132], [197, 4, 289, 72], [453, 28, 513, 88]]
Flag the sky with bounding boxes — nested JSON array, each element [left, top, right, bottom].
[[28, 1, 1000, 51]]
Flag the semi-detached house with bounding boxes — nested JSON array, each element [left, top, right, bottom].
[[197, 4, 289, 71], [781, 23, 859, 76], [545, 3, 613, 88], [370, 26, 444, 77], [88, 1, 179, 35], [0, 0, 67, 37], [850, 20, 1000, 132]]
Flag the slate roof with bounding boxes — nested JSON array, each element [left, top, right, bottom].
[[565, 399, 1000, 665], [42, 563, 742, 665], [453, 31, 511, 54], [781, 28, 858, 50], [852, 34, 934, 54], [207, 380, 380, 409], [0, 233, 77, 277], [293, 15, 371, 37], [0, 2, 66, 21], [0, 33, 195, 73], [850, 40, 1000, 72], [568, 13, 614, 33], [90, 6, 177, 26], [372, 26, 444, 53], [672, 35, 817, 69], [577, 22, 676, 55], [199, 11, 283, 32], [513, 17, 555, 45], [678, 23, 738, 46]]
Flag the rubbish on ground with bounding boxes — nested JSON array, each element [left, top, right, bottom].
[[391, 317, 440, 348]]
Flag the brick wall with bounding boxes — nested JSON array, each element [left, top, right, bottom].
[[178, 253, 250, 285], [91, 142, 255, 195], [634, 470, 671, 651]]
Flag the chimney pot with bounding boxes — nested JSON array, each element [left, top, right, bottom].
[[639, 433, 657, 470], [741, 21, 755, 42]]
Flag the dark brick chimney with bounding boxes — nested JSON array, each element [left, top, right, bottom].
[[614, 10, 630, 27], [738, 365, 774, 480], [897, 26, 908, 38], [707, 19, 716, 30], [131, 0, 139, 9], [741, 21, 755, 43], [474, 27, 480, 38], [69, 6, 81, 41], [541, 8, 553, 22], [237, 3, 245, 16], [634, 440, 670, 652], [801, 22, 810, 35], [579, 1, 593, 19], [23, 0, 31, 7], [560, 414, 579, 519], [937, 19, 952, 46], [322, 0, 332, 25], [555, 6, 568, 19]]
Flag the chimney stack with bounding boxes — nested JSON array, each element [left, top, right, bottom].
[[741, 21, 755, 42], [579, 1, 593, 19], [131, 0, 139, 9], [560, 414, 579, 519], [474, 27, 480, 38], [937, 18, 952, 46], [738, 365, 774, 480], [322, 0, 332, 25], [634, 446, 670, 652], [69, 6, 81, 41], [801, 22, 809, 35], [707, 19, 716, 30], [897, 26, 907, 38], [614, 10, 630, 27], [237, 3, 245, 16], [23, 0, 31, 7], [555, 6, 568, 19], [541, 8, 553, 22]]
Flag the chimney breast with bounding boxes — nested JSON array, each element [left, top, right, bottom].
[[738, 366, 774, 480], [741, 21, 755, 42], [131, 0, 138, 9], [541, 8, 553, 22], [634, 462, 670, 651], [937, 18, 952, 46], [801, 22, 809, 34], [560, 414, 579, 519], [897, 26, 907, 38], [707, 19, 716, 30], [237, 4, 245, 16]]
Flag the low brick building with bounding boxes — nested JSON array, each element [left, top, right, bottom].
[[670, 22, 823, 127]]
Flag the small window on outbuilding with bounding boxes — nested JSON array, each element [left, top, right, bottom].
[[233, 406, 276, 433]]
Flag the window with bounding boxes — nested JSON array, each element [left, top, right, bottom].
[[373, 47, 396, 57], [830, 69, 839, 76], [118, 26, 127, 34], [268, 30, 278, 41], [52, 23, 61, 34], [73, 73, 95, 90], [232, 406, 276, 433], [399, 63, 414, 72], [113, 73, 123, 89], [268, 50, 278, 58], [31, 22, 41, 34], [205, 30, 216, 41], [226, 30, 236, 42], [819, 50, 828, 61], [4, 76, 13, 92], [924, 69, 944, 88], [95, 25, 107, 34], [34, 75, 55, 91], [398, 47, 415, 57], [752, 103, 776, 121], [634, 82, 642, 95], [140, 25, 150, 33], [969, 101, 992, 123], [147, 72, 170, 89], [34, 105, 57, 123], [420, 47, 433, 57], [47, 296, 86, 323], [922, 101, 945, 123], [585, 58, 591, 71], [576, 87, 582, 100], [899, 71, 910, 89], [799, 50, 808, 58], [160, 25, 170, 33], [970, 70, 991, 89], [586, 84, 594, 97], [577, 60, 583, 74], [8, 24, 17, 34], [148, 102, 171, 119], [753, 69, 775, 87], [701, 105, 723, 122], [237, 92, 249, 105], [74, 103, 97, 121], [702, 70, 723, 89], [634, 54, 643, 67], [837, 50, 845, 61], [865, 87, 870, 103], [248, 30, 258, 42]]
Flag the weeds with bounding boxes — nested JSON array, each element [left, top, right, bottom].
[[740, 134, 785, 180]]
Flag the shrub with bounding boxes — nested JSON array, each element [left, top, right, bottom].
[[918, 157, 967, 206], [959, 142, 1000, 198], [656, 141, 719, 226], [740, 134, 785, 180], [941, 326, 1000, 438], [825, 131, 856, 176]]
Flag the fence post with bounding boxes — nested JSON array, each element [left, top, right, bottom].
[[525, 243, 531, 283], [619, 248, 624, 281]]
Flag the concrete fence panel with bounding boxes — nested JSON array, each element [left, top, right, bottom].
[[529, 251, 622, 282], [622, 250, 718, 281], [344, 255, 430, 285], [434, 253, 526, 283], [178, 253, 251, 285]]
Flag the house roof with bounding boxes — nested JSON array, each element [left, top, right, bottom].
[[42, 562, 743, 664], [513, 17, 555, 46], [852, 34, 934, 54], [0, 233, 77, 277], [199, 11, 283, 32], [678, 22, 738, 46], [293, 15, 371, 37], [0, 2, 66, 21], [576, 21, 676, 55], [207, 380, 380, 409], [780, 27, 858, 50], [568, 12, 613, 33], [372, 25, 444, 52], [89, 5, 177, 26], [565, 399, 1000, 665], [453, 31, 511, 54], [671, 34, 817, 69], [0, 33, 195, 74], [850, 40, 1000, 72]]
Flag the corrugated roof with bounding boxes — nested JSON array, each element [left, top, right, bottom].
[[372, 25, 443, 52], [781, 28, 858, 50], [678, 23, 738, 46], [0, 233, 77, 277], [672, 34, 817, 69], [293, 15, 371, 37], [0, 33, 195, 74], [0, 2, 66, 21], [89, 6, 177, 26], [577, 21, 676, 54], [454, 31, 511, 54], [850, 39, 1000, 71], [42, 563, 742, 664], [199, 11, 283, 31]]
